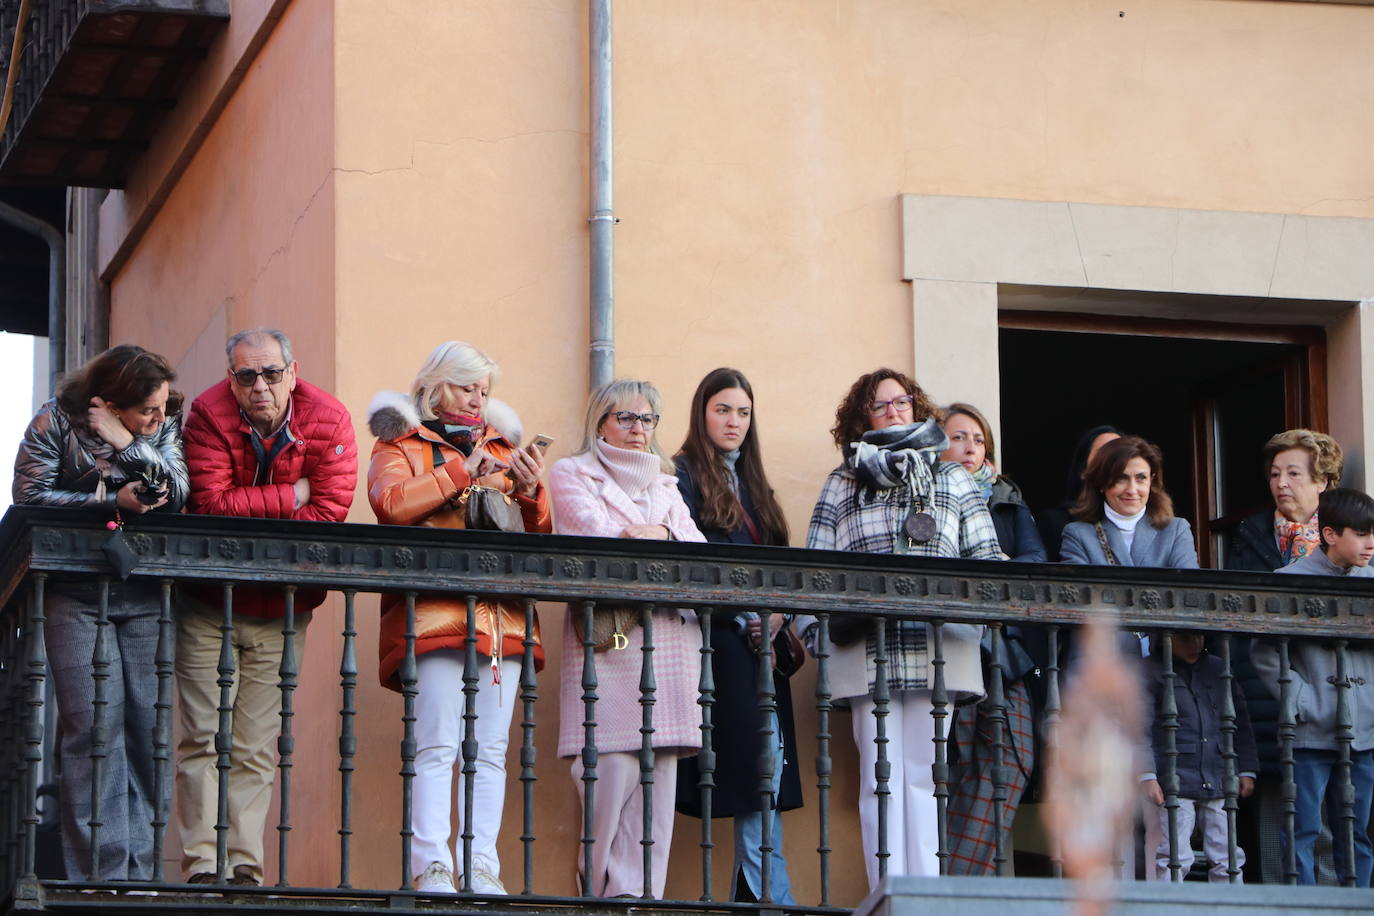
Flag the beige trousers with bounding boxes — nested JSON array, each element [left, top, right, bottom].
[[571, 751, 681, 897], [174, 599, 309, 881]]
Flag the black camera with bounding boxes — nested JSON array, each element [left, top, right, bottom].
[[136, 468, 168, 505]]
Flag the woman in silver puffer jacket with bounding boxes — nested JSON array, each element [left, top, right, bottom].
[[13, 344, 187, 881]]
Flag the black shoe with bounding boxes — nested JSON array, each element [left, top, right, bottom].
[[227, 866, 260, 887], [187, 873, 218, 885], [734, 868, 759, 904]]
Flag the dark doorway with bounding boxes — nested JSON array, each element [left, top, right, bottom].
[[998, 315, 1325, 568]]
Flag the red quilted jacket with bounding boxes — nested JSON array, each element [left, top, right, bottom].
[[184, 377, 358, 617]]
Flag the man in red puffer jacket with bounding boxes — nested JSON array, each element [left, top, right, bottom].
[[176, 327, 356, 886]]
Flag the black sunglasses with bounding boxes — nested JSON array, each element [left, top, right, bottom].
[[231, 367, 287, 387]]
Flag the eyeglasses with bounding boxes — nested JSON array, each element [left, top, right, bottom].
[[231, 366, 287, 387], [610, 411, 660, 430], [867, 395, 915, 416]]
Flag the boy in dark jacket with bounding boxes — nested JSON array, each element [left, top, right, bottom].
[[1140, 632, 1259, 882]]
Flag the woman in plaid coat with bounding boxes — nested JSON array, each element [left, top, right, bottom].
[[796, 369, 1002, 890]]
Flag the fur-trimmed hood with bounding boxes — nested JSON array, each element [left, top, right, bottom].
[[367, 390, 523, 446]]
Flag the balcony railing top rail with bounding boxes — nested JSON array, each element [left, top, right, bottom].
[[2, 505, 1372, 638], [4, 505, 1374, 914]]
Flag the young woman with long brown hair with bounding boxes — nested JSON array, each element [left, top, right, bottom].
[[672, 368, 802, 904]]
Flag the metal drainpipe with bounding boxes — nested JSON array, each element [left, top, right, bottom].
[[588, 0, 615, 391], [0, 200, 65, 393]]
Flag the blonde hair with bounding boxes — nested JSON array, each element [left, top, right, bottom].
[[1262, 429, 1343, 488], [409, 341, 499, 421], [577, 379, 673, 473], [942, 402, 996, 466]]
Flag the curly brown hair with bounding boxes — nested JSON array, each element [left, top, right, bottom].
[[1262, 428, 1342, 488], [829, 368, 938, 450]]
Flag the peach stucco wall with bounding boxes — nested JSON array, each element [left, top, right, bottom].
[[98, 0, 1374, 903], [103, 0, 341, 887]]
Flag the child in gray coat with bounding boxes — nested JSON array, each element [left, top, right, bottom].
[[1251, 487, 1374, 886]]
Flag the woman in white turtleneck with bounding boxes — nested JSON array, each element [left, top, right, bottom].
[[548, 379, 706, 898], [1060, 435, 1199, 570]]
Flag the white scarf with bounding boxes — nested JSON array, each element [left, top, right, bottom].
[[1104, 503, 1146, 552]]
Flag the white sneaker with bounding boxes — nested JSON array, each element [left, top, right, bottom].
[[414, 861, 456, 894], [463, 857, 507, 895]]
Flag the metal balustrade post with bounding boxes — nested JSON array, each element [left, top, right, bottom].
[[1044, 625, 1063, 879], [398, 592, 418, 890], [2, 612, 15, 891], [1277, 637, 1297, 884], [931, 620, 950, 875], [755, 608, 778, 903], [460, 595, 479, 891], [1218, 635, 1241, 882], [519, 598, 538, 896], [638, 606, 656, 899], [872, 615, 890, 881], [338, 590, 357, 888], [696, 608, 715, 902], [987, 623, 1010, 876], [1, 616, 13, 891], [150, 579, 174, 881], [1160, 631, 1181, 882], [276, 586, 298, 885], [215, 582, 236, 881], [21, 574, 46, 882], [88, 578, 111, 877], [1334, 640, 1356, 887], [579, 600, 599, 895], [814, 614, 832, 906]]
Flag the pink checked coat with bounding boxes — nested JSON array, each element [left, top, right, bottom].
[[550, 450, 706, 758]]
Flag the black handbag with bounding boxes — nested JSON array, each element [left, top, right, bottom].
[[102, 509, 137, 580], [828, 613, 875, 647]]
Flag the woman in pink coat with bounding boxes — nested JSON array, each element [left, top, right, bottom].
[[549, 379, 705, 898]]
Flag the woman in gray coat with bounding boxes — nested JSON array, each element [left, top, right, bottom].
[[13, 344, 187, 881], [1060, 435, 1197, 879], [1060, 435, 1198, 570]]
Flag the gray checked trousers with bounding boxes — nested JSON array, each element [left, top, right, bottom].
[[45, 582, 164, 880]]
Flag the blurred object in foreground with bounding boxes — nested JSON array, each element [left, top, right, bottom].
[[1046, 616, 1143, 916]]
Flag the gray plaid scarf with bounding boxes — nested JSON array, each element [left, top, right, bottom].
[[846, 417, 949, 498]]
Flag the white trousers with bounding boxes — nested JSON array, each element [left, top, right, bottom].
[[571, 751, 680, 897], [852, 690, 938, 890], [411, 651, 520, 880], [1144, 796, 1246, 883]]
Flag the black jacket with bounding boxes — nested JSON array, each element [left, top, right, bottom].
[[1219, 508, 1283, 773], [989, 477, 1047, 563], [1142, 652, 1260, 799], [1229, 508, 1283, 573], [673, 458, 804, 816]]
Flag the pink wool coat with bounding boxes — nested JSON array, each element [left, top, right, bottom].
[[550, 450, 706, 758]]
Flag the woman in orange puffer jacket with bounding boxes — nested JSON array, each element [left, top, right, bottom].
[[367, 341, 552, 896]]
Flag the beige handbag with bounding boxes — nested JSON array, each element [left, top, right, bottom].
[[571, 604, 641, 652]]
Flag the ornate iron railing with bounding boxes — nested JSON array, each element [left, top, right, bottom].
[[1, 505, 1373, 914]]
